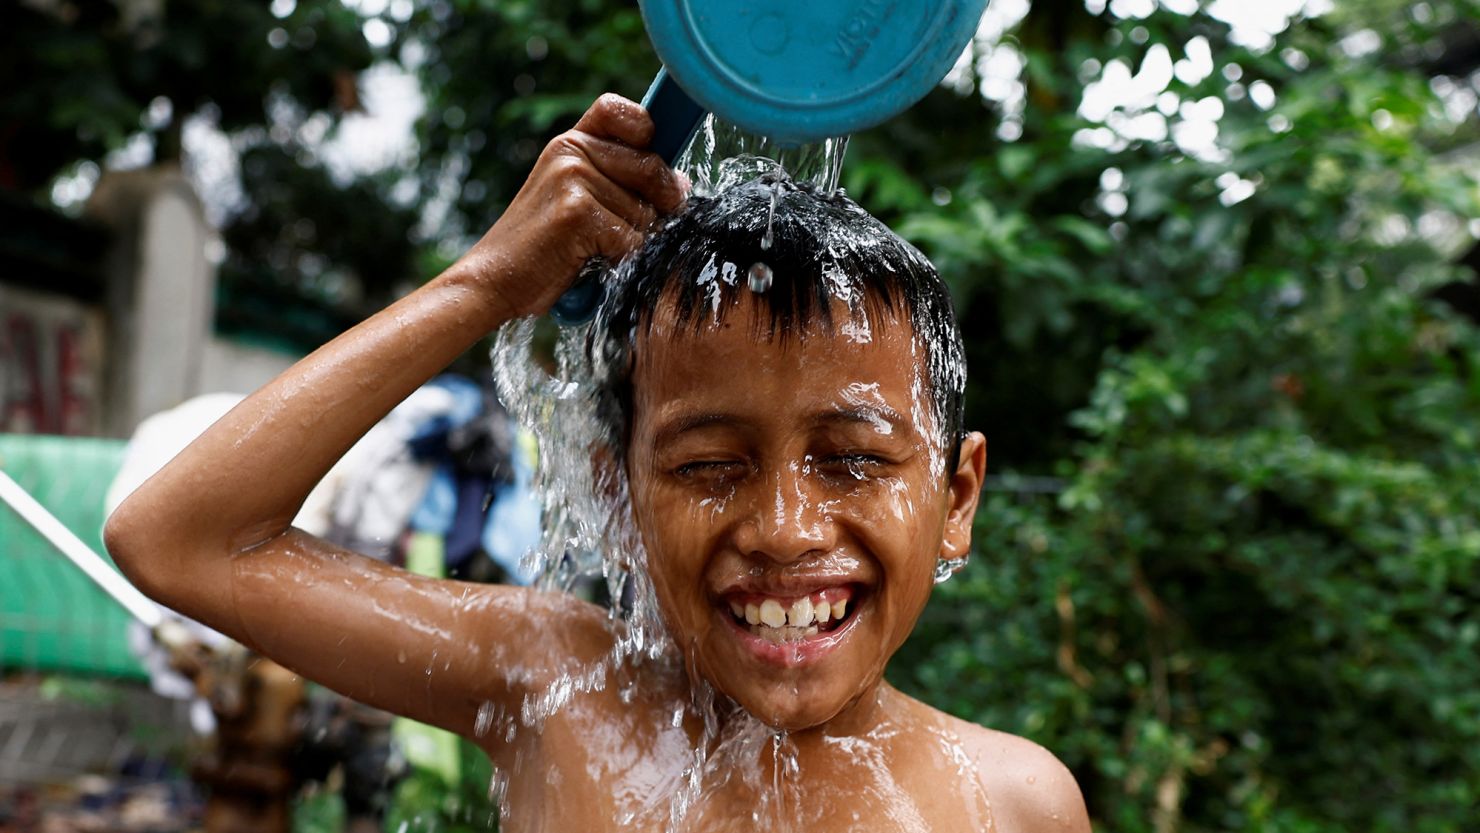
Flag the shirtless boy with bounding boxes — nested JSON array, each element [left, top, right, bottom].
[[105, 94, 1092, 832]]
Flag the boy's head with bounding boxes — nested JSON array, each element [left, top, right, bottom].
[[596, 176, 967, 470], [590, 177, 986, 730]]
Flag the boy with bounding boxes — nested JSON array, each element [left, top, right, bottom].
[[106, 94, 1091, 831]]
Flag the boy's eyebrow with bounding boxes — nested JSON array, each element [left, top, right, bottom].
[[654, 412, 744, 445], [652, 402, 910, 443], [809, 405, 908, 433]]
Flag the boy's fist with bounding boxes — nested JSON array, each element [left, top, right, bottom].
[[454, 94, 688, 320]]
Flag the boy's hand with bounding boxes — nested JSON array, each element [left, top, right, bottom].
[[456, 93, 688, 320]]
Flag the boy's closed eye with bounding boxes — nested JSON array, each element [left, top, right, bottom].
[[667, 451, 900, 484], [672, 459, 749, 479], [815, 451, 892, 480]]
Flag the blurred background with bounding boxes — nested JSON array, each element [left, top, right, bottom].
[[2, 0, 1479, 831]]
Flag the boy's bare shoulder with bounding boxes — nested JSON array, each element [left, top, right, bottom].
[[940, 712, 1092, 833]]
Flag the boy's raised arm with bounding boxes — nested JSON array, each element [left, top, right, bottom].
[[103, 95, 685, 738]]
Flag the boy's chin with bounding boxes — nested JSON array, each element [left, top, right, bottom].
[[721, 678, 871, 733], [746, 700, 836, 732]]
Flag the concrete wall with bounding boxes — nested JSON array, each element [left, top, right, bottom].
[[79, 165, 303, 436], [0, 167, 304, 438], [198, 336, 298, 397], [0, 285, 107, 435], [86, 166, 214, 435]]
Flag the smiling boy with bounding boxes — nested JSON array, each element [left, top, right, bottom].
[[105, 95, 1090, 832]]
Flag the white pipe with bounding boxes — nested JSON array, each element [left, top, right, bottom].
[[0, 469, 165, 630]]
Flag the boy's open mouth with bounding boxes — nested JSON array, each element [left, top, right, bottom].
[[720, 586, 858, 644]]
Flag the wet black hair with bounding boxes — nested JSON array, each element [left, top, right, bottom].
[[591, 175, 967, 471]]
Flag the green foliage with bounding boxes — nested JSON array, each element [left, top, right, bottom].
[[382, 739, 499, 833], [1, 0, 393, 348], [397, 0, 660, 240], [888, 2, 1480, 831], [217, 143, 420, 348], [0, 0, 372, 186], [293, 787, 347, 833]]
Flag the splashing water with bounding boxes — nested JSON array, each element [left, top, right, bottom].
[[490, 316, 669, 664], [679, 115, 850, 197]]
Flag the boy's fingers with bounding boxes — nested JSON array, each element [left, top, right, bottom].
[[586, 204, 646, 264], [572, 93, 655, 149], [581, 171, 658, 234], [570, 135, 686, 215]]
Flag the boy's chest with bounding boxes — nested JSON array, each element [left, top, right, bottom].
[[504, 774, 997, 833], [494, 707, 997, 833]]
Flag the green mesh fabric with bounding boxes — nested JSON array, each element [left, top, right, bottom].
[[0, 434, 144, 679]]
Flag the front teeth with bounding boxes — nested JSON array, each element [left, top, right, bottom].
[[729, 594, 851, 642], [814, 600, 831, 624], [759, 599, 787, 628], [789, 599, 814, 628]]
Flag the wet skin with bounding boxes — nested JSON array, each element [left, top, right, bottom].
[[627, 297, 980, 732], [104, 94, 1091, 832]]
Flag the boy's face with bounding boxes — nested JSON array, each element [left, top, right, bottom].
[[625, 293, 985, 731]]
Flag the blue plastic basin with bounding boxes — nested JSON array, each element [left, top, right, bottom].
[[640, 0, 988, 145]]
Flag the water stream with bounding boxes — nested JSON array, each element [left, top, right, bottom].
[[678, 116, 850, 198]]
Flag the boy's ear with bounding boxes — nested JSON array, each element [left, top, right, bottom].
[[941, 432, 987, 562]]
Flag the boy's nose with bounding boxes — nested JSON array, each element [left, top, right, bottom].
[[731, 463, 837, 564]]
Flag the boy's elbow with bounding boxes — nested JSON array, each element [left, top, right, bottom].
[[104, 498, 172, 605], [105, 491, 247, 637]]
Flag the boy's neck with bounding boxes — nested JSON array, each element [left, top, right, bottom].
[[684, 681, 952, 822], [704, 680, 910, 755], [808, 681, 899, 742]]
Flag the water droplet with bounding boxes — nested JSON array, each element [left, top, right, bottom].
[[934, 555, 968, 584], [475, 701, 496, 737], [761, 186, 778, 251], [748, 262, 773, 293], [488, 769, 510, 816]]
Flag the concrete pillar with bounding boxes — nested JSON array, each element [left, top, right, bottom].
[[86, 166, 215, 436]]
